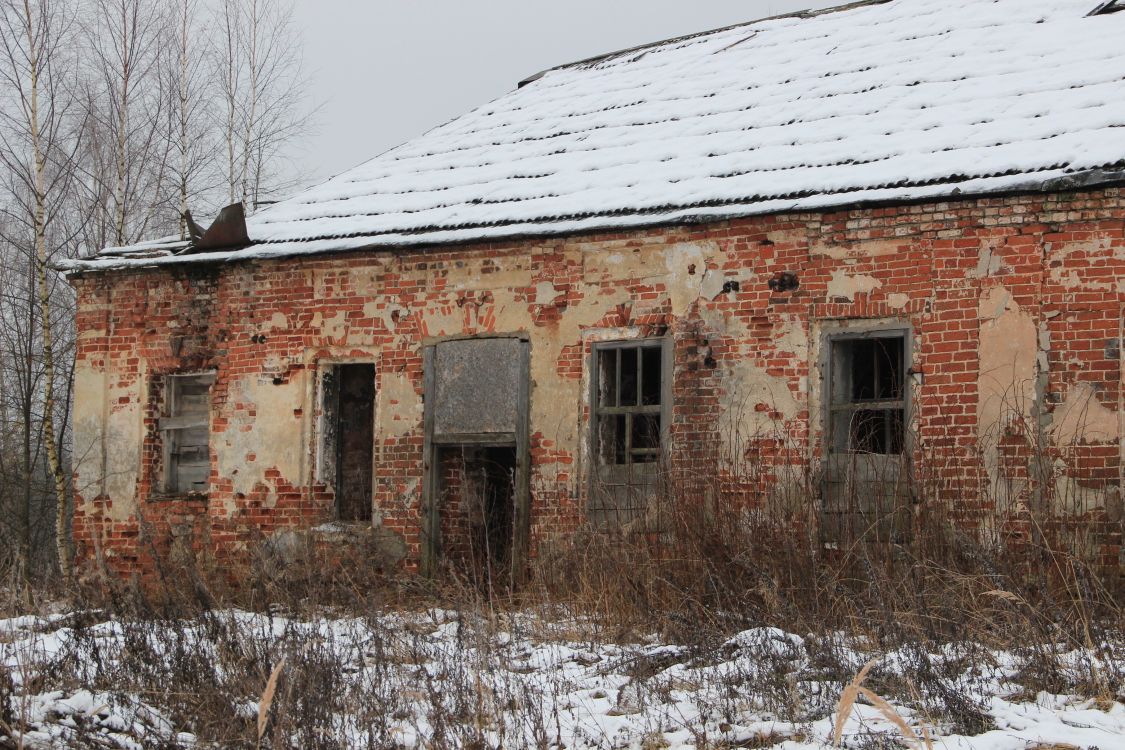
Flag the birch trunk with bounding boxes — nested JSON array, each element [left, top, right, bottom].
[[20, 0, 72, 581]]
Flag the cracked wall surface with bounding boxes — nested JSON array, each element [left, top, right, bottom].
[[69, 187, 1125, 578]]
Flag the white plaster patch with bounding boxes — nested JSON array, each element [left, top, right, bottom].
[[535, 281, 562, 306], [217, 373, 308, 500], [977, 285, 1038, 498], [969, 242, 1005, 279], [886, 293, 911, 310], [718, 359, 801, 460], [376, 372, 423, 439], [266, 312, 288, 331], [663, 241, 718, 316], [75, 370, 144, 521], [827, 269, 882, 301], [1049, 381, 1118, 446], [772, 316, 808, 357]]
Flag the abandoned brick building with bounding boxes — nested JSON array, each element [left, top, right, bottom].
[[61, 0, 1125, 580]]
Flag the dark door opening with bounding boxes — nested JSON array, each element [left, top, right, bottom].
[[421, 336, 531, 583], [334, 363, 375, 523], [437, 445, 516, 586]]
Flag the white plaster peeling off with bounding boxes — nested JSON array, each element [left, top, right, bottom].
[[977, 285, 1013, 322], [322, 310, 348, 343], [977, 287, 1037, 419], [827, 269, 882, 301], [886, 293, 911, 310], [1047, 240, 1116, 289], [664, 241, 719, 316], [266, 312, 288, 331], [73, 362, 144, 521], [969, 242, 1005, 279], [977, 285, 1038, 500], [534, 281, 561, 306], [718, 358, 800, 461], [376, 372, 422, 439], [1049, 381, 1119, 446], [217, 373, 308, 501], [772, 316, 808, 357], [811, 238, 902, 260]]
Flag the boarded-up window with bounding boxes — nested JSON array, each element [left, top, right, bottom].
[[160, 373, 214, 494], [589, 339, 669, 527], [432, 337, 523, 439], [822, 330, 911, 542]]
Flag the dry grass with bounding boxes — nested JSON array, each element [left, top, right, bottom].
[[2, 419, 1123, 747]]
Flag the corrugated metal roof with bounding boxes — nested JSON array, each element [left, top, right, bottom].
[[66, 0, 1125, 271]]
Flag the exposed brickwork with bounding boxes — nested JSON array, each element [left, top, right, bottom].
[[69, 187, 1125, 580]]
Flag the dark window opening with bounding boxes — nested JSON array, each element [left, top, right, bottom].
[[159, 373, 214, 494], [594, 342, 665, 466], [829, 333, 906, 455], [321, 363, 374, 523]]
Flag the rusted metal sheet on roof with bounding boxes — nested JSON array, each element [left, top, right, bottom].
[[182, 202, 251, 254]]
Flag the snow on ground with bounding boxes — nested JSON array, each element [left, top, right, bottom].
[[1, 608, 1123, 748]]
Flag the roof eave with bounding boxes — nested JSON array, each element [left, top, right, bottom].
[[57, 166, 1125, 277]]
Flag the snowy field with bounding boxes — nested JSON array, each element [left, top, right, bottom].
[[1, 607, 1123, 749]]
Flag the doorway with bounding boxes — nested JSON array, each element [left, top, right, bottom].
[[320, 363, 375, 523], [437, 445, 516, 585], [422, 336, 530, 583]]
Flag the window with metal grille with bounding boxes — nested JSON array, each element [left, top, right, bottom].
[[159, 373, 214, 494], [591, 340, 668, 466], [828, 332, 906, 455]]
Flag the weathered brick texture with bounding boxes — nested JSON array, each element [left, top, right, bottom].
[[69, 187, 1125, 579]]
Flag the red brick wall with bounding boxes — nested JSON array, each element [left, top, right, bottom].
[[69, 186, 1125, 579]]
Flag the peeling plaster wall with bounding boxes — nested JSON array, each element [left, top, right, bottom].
[[68, 187, 1125, 578]]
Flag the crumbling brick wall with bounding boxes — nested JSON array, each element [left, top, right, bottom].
[[69, 186, 1125, 580]]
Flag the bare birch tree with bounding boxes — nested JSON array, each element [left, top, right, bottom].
[[80, 0, 172, 248], [164, 0, 215, 238], [0, 0, 83, 582], [0, 0, 314, 586], [214, 0, 310, 208]]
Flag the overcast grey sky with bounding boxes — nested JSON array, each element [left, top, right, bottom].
[[286, 0, 838, 187]]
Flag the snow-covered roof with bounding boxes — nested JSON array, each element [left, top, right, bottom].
[[64, 0, 1125, 272]]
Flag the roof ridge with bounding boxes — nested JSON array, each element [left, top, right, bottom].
[[517, 0, 894, 88]]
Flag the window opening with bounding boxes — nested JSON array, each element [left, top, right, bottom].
[[822, 328, 912, 545], [160, 373, 214, 494], [829, 334, 905, 455], [594, 341, 665, 466], [589, 339, 668, 529]]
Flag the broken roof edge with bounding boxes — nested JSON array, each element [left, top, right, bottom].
[[56, 166, 1125, 276], [517, 0, 892, 88]]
